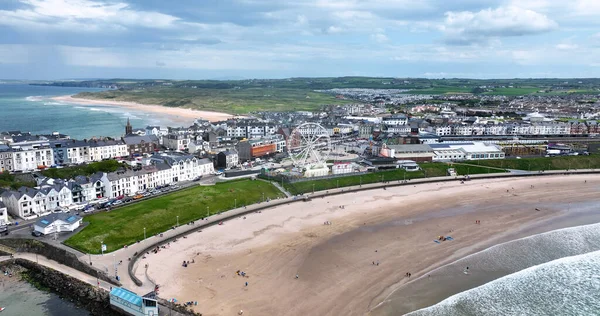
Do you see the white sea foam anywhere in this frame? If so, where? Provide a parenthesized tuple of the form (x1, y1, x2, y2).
(25, 95, 43, 101)
(409, 250, 600, 316)
(407, 223, 600, 316)
(43, 102, 66, 106)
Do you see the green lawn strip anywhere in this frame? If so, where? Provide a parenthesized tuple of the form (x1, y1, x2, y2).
(469, 155, 600, 171)
(64, 179, 284, 254)
(282, 163, 506, 195)
(41, 160, 124, 179)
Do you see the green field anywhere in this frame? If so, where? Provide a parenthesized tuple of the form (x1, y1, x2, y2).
(470, 155, 600, 171)
(282, 163, 505, 195)
(41, 160, 124, 180)
(65, 179, 284, 253)
(75, 87, 355, 114)
(484, 87, 540, 95)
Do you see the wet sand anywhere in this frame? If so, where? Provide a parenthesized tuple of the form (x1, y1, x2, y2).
(53, 95, 238, 123)
(141, 174, 600, 316)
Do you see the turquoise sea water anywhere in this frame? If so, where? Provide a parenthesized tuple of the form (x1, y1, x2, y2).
(407, 223, 600, 316)
(0, 84, 178, 139)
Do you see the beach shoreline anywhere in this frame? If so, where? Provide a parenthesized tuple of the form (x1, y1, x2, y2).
(138, 174, 600, 316)
(52, 95, 238, 123)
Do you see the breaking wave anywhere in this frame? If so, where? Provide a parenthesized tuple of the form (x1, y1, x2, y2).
(407, 223, 600, 316)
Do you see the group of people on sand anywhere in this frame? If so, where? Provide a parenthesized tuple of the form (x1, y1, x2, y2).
(405, 272, 412, 278)
(323, 221, 332, 225)
(182, 259, 195, 268)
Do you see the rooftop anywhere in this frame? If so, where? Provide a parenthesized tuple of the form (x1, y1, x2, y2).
(110, 287, 143, 307)
(35, 213, 82, 228)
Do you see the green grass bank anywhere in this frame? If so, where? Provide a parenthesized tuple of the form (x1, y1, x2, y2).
(65, 179, 284, 253)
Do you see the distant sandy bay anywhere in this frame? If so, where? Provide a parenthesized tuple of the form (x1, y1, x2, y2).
(53, 95, 237, 123)
(136, 174, 600, 316)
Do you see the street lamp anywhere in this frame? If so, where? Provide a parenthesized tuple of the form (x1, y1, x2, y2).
(143, 227, 146, 240)
(206, 206, 209, 217)
(337, 180, 339, 188)
(235, 198, 237, 208)
(176, 215, 179, 227)
(113, 253, 117, 278)
(262, 192, 265, 202)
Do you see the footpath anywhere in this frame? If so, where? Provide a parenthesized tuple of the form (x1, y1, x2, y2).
(3, 169, 600, 297)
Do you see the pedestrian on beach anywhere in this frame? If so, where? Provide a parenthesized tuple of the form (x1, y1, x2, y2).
(245, 282, 248, 287)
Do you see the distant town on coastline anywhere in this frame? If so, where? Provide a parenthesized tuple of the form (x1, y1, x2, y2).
(2, 77, 600, 227)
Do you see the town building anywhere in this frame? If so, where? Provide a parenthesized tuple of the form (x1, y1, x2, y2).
(331, 162, 354, 175)
(109, 287, 158, 316)
(163, 134, 191, 151)
(1, 187, 53, 219)
(236, 134, 286, 162)
(122, 135, 160, 157)
(382, 114, 409, 126)
(430, 142, 505, 161)
(384, 144, 435, 162)
(10, 147, 54, 172)
(0, 197, 8, 225)
(0, 145, 14, 172)
(216, 149, 239, 169)
(33, 213, 82, 235)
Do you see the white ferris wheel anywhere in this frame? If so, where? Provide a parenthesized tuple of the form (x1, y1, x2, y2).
(287, 123, 331, 168)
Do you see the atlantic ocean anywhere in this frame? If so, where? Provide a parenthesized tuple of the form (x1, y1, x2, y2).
(0, 84, 173, 139)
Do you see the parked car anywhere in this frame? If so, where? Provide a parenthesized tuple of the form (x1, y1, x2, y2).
(123, 197, 133, 203)
(134, 194, 144, 200)
(192, 176, 202, 182)
(31, 231, 42, 237)
(112, 200, 123, 206)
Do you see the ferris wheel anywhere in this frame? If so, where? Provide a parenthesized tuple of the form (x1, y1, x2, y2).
(287, 123, 331, 168)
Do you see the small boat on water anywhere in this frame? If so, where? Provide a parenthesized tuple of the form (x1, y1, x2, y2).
(0, 307, 5, 312)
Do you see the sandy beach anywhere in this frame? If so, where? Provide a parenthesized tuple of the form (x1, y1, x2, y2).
(53, 95, 238, 123)
(140, 174, 600, 316)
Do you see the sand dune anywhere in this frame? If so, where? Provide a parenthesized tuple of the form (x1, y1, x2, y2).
(140, 175, 600, 316)
(53, 95, 239, 123)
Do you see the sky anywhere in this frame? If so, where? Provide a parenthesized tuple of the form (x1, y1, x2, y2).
(1, 0, 600, 80)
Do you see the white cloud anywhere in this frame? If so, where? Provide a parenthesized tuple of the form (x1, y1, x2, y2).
(0, 0, 179, 32)
(371, 33, 389, 43)
(442, 6, 557, 44)
(555, 43, 578, 50)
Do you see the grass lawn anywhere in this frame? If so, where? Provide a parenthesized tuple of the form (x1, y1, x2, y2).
(282, 162, 505, 195)
(64, 179, 284, 254)
(484, 87, 540, 95)
(470, 155, 600, 171)
(41, 160, 124, 179)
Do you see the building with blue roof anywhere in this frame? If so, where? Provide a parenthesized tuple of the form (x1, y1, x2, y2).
(109, 287, 158, 316)
(32, 213, 82, 235)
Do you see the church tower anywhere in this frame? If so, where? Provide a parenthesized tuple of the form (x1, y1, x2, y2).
(125, 118, 133, 135)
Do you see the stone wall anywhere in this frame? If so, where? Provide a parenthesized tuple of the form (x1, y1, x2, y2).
(1, 259, 123, 316)
(0, 238, 119, 286)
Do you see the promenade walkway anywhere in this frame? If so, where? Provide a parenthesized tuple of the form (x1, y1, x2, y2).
(4, 169, 599, 297)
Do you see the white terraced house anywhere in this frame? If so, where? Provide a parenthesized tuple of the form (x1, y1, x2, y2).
(11, 147, 54, 171)
(1, 152, 215, 219)
(1, 187, 53, 220)
(0, 198, 8, 225)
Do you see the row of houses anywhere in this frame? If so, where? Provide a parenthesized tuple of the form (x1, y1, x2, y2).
(0, 134, 161, 173)
(1, 152, 214, 220)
